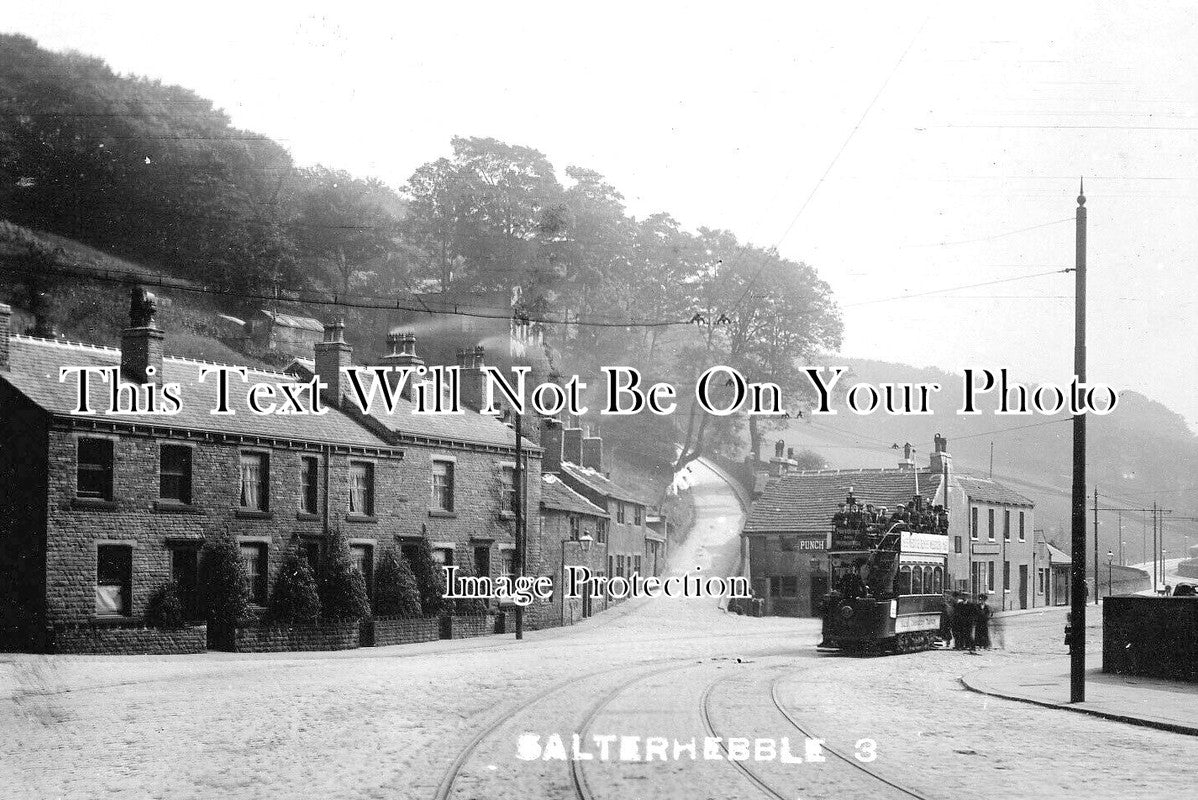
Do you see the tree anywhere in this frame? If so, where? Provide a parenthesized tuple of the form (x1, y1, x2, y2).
(406, 538, 446, 617)
(318, 529, 371, 622)
(199, 531, 249, 626)
(447, 560, 489, 616)
(267, 550, 321, 625)
(373, 547, 422, 617)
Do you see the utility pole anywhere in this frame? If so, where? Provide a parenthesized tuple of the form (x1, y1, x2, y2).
(1069, 180, 1087, 704)
(514, 412, 525, 640)
(989, 441, 994, 478)
(1093, 488, 1099, 604)
(1152, 502, 1158, 591)
(1117, 511, 1123, 566)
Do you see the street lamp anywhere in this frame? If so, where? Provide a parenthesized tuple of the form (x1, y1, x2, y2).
(1106, 550, 1113, 598)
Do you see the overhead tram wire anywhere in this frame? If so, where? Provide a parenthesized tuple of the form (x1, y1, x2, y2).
(724, 8, 935, 317)
(843, 268, 1069, 308)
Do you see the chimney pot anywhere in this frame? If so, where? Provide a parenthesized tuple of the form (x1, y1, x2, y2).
(774, 440, 785, 458)
(382, 332, 425, 400)
(458, 345, 487, 411)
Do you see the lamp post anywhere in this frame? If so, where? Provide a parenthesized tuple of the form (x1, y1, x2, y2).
(561, 532, 594, 624)
(1106, 550, 1113, 597)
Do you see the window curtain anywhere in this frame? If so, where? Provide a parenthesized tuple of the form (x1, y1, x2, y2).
(241, 459, 261, 508)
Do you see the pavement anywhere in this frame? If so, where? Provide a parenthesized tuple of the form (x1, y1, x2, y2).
(963, 653, 1198, 736)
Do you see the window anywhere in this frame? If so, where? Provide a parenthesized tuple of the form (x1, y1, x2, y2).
(987, 562, 995, 592)
(348, 461, 375, 516)
(1003, 560, 1011, 591)
(431, 461, 454, 511)
(501, 550, 515, 581)
(350, 543, 374, 599)
(569, 516, 581, 540)
(301, 456, 319, 515)
(596, 519, 608, 544)
(473, 545, 491, 578)
(769, 576, 798, 597)
(1003, 510, 1011, 541)
(970, 507, 978, 540)
(932, 566, 944, 594)
(240, 453, 269, 511)
(169, 544, 201, 619)
(159, 444, 192, 504)
(987, 509, 995, 541)
(1019, 512, 1026, 542)
(634, 505, 643, 526)
(96, 544, 131, 616)
(954, 536, 962, 554)
(898, 566, 912, 595)
(77, 438, 114, 500)
(1038, 568, 1046, 593)
(912, 566, 924, 595)
(299, 535, 324, 576)
(634, 555, 642, 575)
(433, 547, 454, 575)
(240, 543, 267, 605)
(607, 555, 614, 578)
(500, 467, 517, 514)
(616, 502, 626, 524)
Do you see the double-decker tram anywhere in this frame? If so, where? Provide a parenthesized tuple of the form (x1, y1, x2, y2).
(819, 491, 950, 654)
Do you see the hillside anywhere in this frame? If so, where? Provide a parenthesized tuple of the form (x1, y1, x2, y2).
(766, 358, 1198, 558)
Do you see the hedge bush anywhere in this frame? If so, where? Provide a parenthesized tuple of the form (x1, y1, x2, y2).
(407, 538, 446, 617)
(374, 547, 422, 617)
(144, 581, 185, 629)
(200, 532, 249, 626)
(448, 561, 489, 616)
(319, 529, 371, 621)
(268, 550, 321, 625)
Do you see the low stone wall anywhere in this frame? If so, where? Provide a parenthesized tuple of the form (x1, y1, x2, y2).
(226, 621, 360, 653)
(362, 616, 440, 648)
(49, 624, 208, 655)
(1177, 559, 1198, 579)
(1103, 595, 1198, 682)
(446, 614, 491, 640)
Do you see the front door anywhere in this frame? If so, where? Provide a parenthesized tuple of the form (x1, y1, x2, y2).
(171, 545, 201, 620)
(809, 574, 828, 618)
(1019, 565, 1028, 609)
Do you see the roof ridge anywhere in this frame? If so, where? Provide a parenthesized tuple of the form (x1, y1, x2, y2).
(11, 334, 120, 354)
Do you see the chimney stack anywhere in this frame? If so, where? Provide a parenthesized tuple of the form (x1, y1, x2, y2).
(0, 303, 11, 371)
(929, 433, 952, 474)
(457, 345, 487, 412)
(562, 426, 584, 466)
(314, 319, 352, 407)
(582, 432, 604, 472)
(28, 290, 56, 339)
(382, 332, 425, 400)
(121, 287, 164, 385)
(541, 418, 564, 474)
(774, 440, 785, 459)
(898, 442, 915, 470)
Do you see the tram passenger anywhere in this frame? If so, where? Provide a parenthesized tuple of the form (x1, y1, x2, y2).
(974, 594, 993, 650)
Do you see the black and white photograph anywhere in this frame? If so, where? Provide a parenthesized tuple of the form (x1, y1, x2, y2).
(2, 3, 1197, 798)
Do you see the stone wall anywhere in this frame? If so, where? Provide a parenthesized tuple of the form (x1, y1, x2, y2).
(229, 621, 360, 653)
(446, 614, 491, 639)
(49, 623, 207, 655)
(362, 616, 440, 647)
(1103, 595, 1198, 682)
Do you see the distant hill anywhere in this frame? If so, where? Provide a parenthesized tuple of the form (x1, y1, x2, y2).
(766, 358, 1198, 559)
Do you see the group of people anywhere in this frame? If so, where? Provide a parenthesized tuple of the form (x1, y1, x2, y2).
(939, 591, 992, 650)
(832, 492, 949, 536)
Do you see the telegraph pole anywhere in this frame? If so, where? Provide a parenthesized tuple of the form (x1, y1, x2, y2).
(1093, 488, 1099, 604)
(1152, 502, 1158, 591)
(514, 412, 525, 640)
(1069, 180, 1087, 704)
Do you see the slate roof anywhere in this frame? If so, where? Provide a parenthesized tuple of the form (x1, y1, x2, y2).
(287, 357, 534, 450)
(1046, 543, 1070, 564)
(956, 476, 1035, 508)
(559, 461, 643, 505)
(742, 468, 942, 535)
(2, 335, 392, 449)
(259, 311, 324, 332)
(540, 474, 608, 517)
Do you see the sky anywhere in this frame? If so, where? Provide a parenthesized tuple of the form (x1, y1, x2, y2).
(6, 1, 1198, 426)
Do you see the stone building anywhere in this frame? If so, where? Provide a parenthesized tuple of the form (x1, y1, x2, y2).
(0, 296, 541, 653)
(246, 310, 325, 357)
(537, 468, 610, 628)
(740, 435, 1039, 616)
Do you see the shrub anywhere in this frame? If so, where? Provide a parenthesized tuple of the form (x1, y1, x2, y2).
(268, 550, 321, 625)
(373, 547, 422, 617)
(448, 561, 489, 616)
(407, 538, 446, 616)
(199, 532, 249, 626)
(144, 581, 185, 629)
(319, 529, 371, 622)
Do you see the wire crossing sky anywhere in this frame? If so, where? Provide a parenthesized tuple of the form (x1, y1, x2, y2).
(5, 0, 1198, 426)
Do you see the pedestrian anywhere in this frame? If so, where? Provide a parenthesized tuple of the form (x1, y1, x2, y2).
(953, 591, 973, 650)
(974, 593, 992, 650)
(939, 591, 954, 647)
